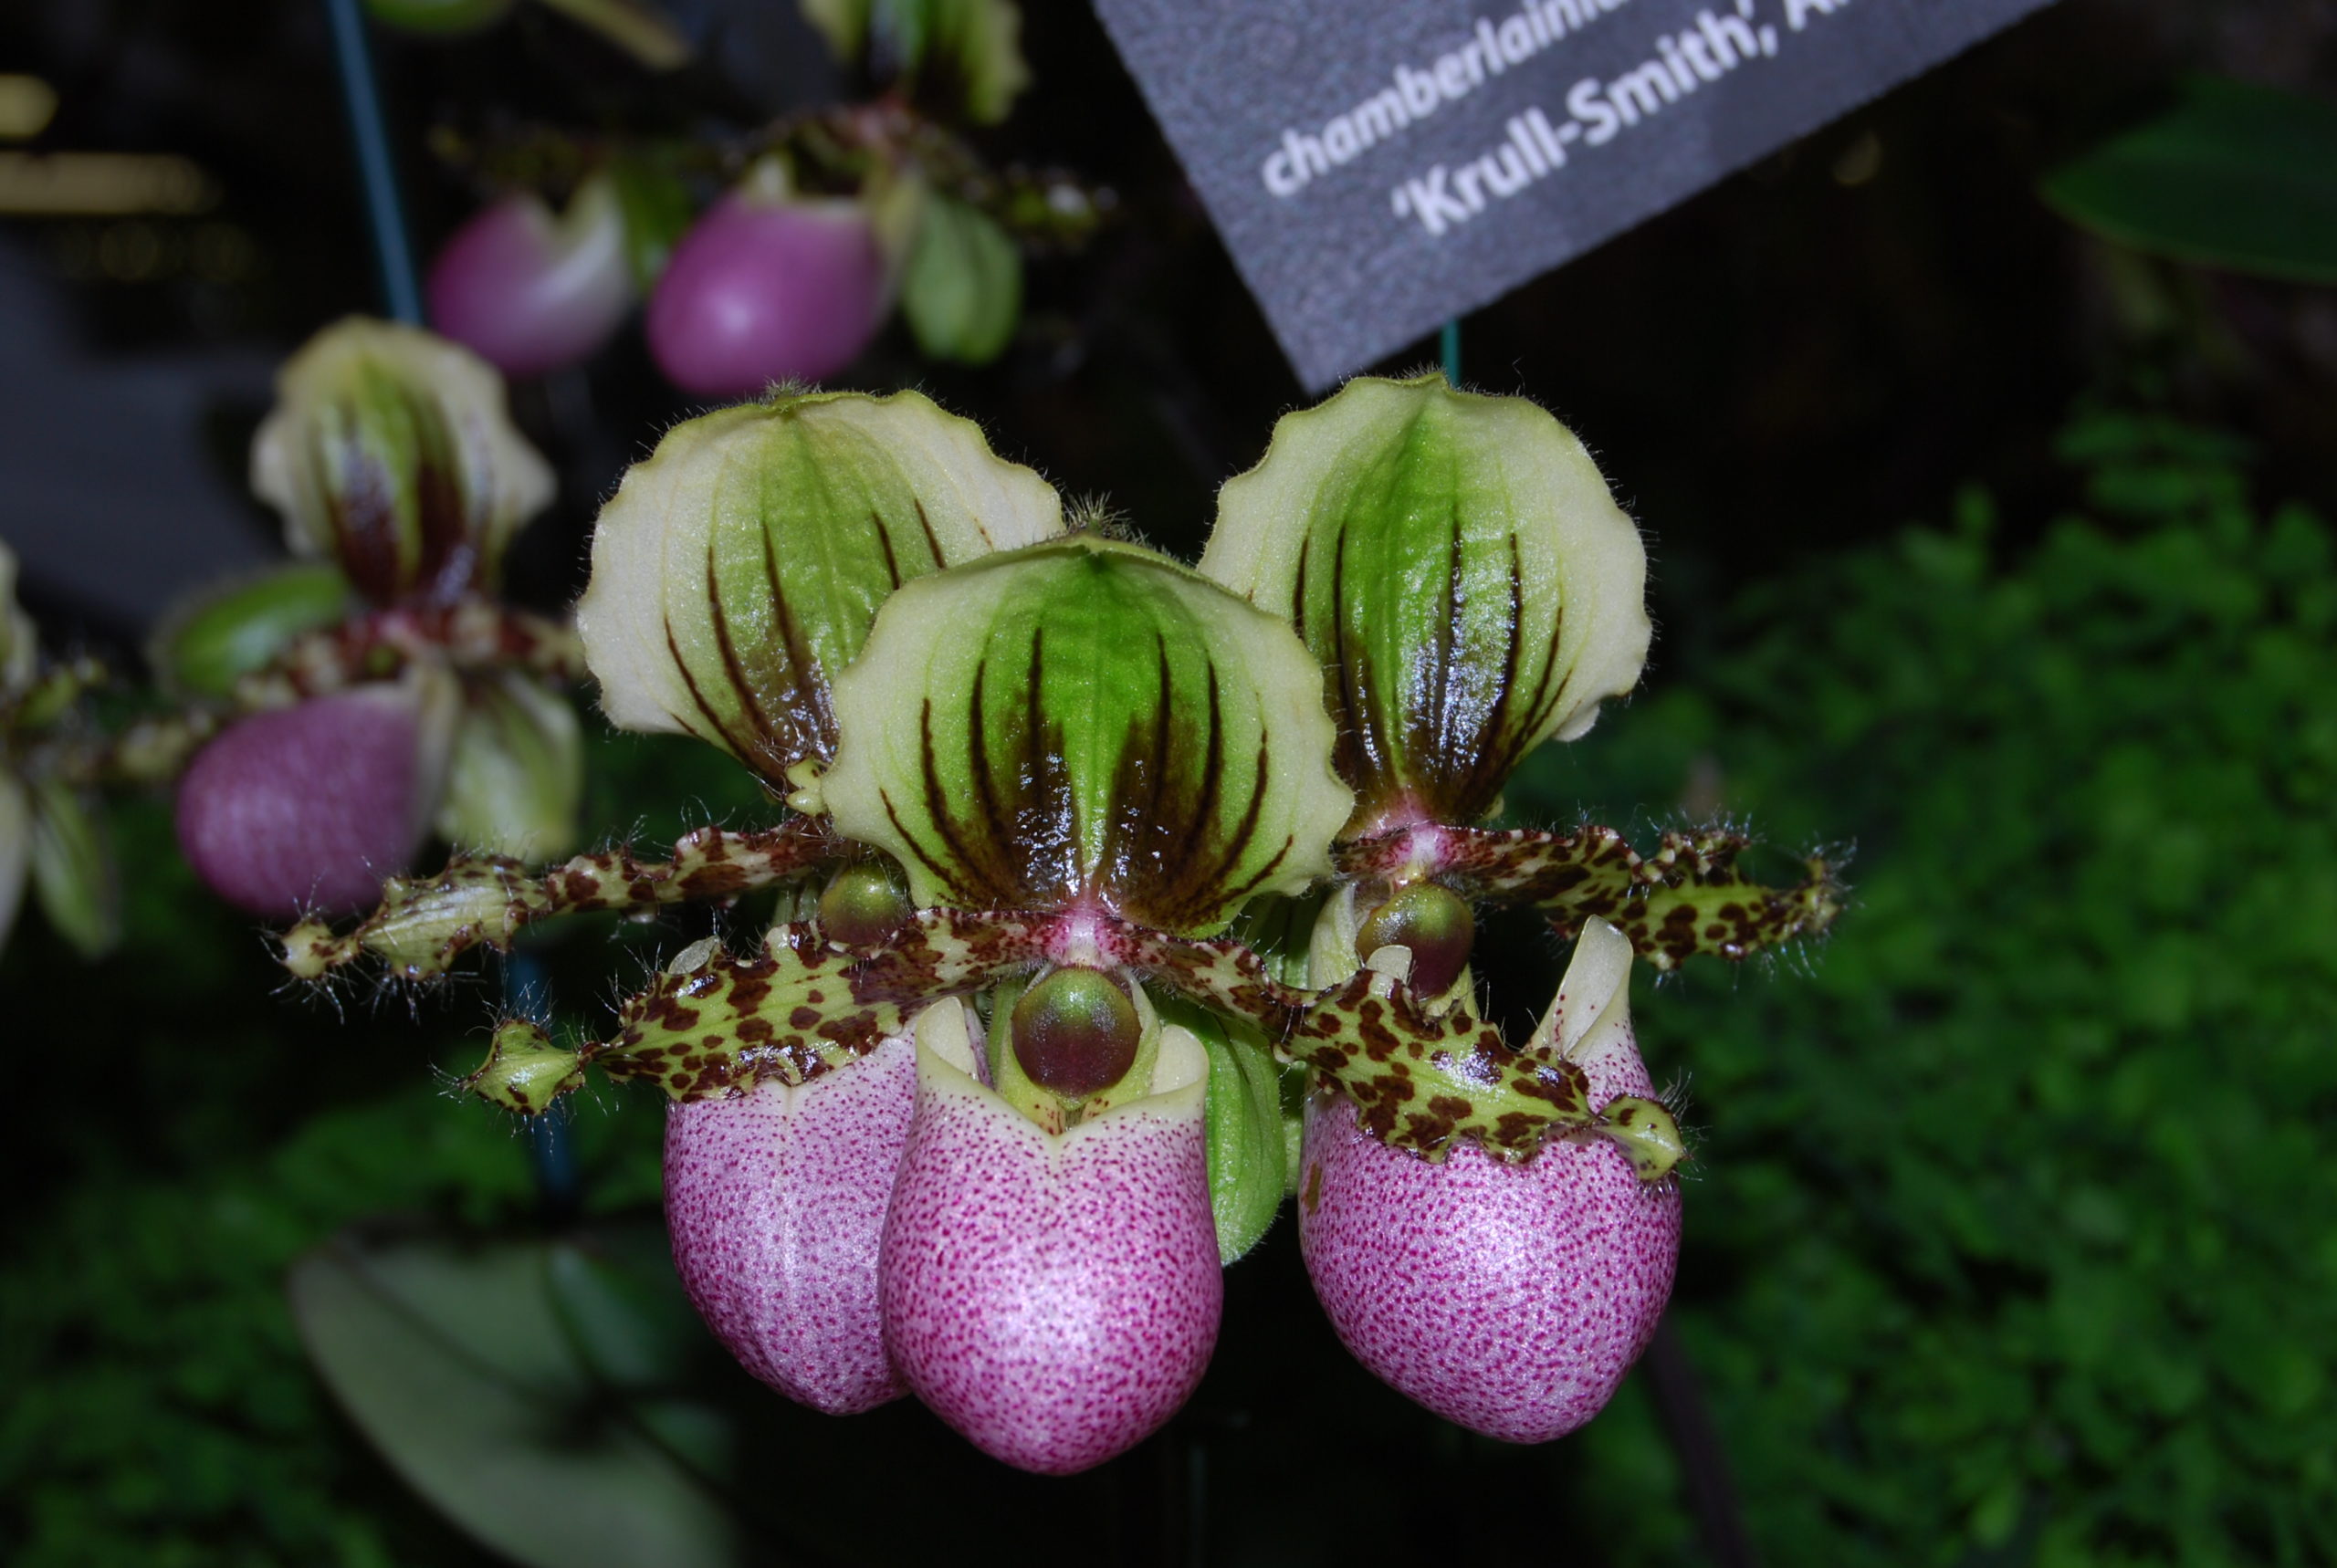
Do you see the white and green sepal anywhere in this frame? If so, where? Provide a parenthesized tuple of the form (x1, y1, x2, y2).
(576, 389, 1064, 792)
(250, 318, 555, 606)
(819, 534, 1353, 934)
(1200, 374, 1651, 834)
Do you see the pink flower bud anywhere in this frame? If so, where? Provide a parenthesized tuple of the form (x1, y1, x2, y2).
(663, 1027, 921, 1416)
(879, 1023, 1221, 1475)
(645, 170, 886, 399)
(1297, 921, 1681, 1443)
(174, 679, 451, 918)
(427, 175, 634, 380)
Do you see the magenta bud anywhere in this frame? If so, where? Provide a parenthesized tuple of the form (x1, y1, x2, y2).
(664, 1025, 925, 1416)
(427, 176, 634, 379)
(1009, 967, 1141, 1099)
(174, 681, 448, 918)
(645, 172, 886, 398)
(1297, 921, 1680, 1442)
(880, 1025, 1221, 1475)
(1354, 882, 1475, 997)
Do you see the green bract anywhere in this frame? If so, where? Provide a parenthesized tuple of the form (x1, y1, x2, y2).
(148, 563, 355, 700)
(902, 193, 1022, 365)
(819, 534, 1353, 933)
(250, 318, 554, 607)
(1201, 373, 1651, 833)
(576, 390, 1064, 792)
(434, 671, 584, 862)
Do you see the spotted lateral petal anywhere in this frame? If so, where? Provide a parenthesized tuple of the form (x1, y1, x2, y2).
(820, 535, 1353, 935)
(1337, 821, 1843, 971)
(1200, 374, 1649, 834)
(577, 389, 1064, 790)
(1288, 970, 1601, 1162)
(278, 818, 841, 983)
(250, 318, 553, 606)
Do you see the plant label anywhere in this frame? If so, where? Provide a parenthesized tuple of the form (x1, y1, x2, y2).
(1093, 0, 2055, 389)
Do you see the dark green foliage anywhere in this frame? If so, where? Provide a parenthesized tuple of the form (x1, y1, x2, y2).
(0, 726, 755, 1568)
(1523, 411, 2337, 1565)
(2042, 77, 2337, 286)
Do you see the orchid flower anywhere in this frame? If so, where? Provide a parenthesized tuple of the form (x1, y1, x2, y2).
(290, 374, 1839, 1471)
(167, 319, 586, 916)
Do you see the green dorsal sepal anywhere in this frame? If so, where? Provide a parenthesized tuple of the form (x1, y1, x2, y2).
(1336, 821, 1844, 971)
(576, 388, 1064, 791)
(1589, 1095, 1687, 1183)
(1200, 374, 1651, 834)
(276, 819, 840, 983)
(1291, 969, 1597, 1161)
(251, 318, 554, 606)
(464, 1020, 587, 1115)
(821, 534, 1353, 935)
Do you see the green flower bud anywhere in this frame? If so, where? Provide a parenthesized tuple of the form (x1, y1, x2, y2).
(1354, 882, 1475, 998)
(1200, 374, 1650, 833)
(817, 862, 912, 947)
(463, 1019, 586, 1115)
(433, 671, 584, 864)
(821, 535, 1354, 934)
(902, 193, 1022, 366)
(149, 563, 354, 699)
(250, 318, 555, 607)
(577, 389, 1064, 791)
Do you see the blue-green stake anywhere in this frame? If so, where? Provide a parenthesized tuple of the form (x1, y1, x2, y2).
(321, 0, 424, 324)
(1441, 319, 1462, 386)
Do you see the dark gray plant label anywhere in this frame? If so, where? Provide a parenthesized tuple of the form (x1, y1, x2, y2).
(1094, 0, 2054, 389)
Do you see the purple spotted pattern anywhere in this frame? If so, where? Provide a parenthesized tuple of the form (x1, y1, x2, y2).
(664, 1030, 917, 1415)
(174, 686, 429, 917)
(879, 1049, 1221, 1475)
(1297, 999, 1681, 1444)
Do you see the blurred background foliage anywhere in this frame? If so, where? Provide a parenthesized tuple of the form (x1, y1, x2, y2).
(4, 0, 2337, 1564)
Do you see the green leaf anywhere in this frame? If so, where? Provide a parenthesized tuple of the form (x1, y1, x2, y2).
(250, 318, 555, 606)
(363, 0, 514, 34)
(147, 563, 355, 699)
(1201, 373, 1650, 833)
(802, 0, 1030, 124)
(1, 538, 39, 693)
(820, 534, 1353, 933)
(1170, 1000, 1287, 1262)
(576, 389, 1064, 791)
(434, 671, 585, 864)
(2042, 77, 2337, 285)
(901, 193, 1022, 365)
(604, 156, 697, 288)
(287, 1227, 741, 1568)
(26, 774, 117, 959)
(0, 771, 26, 956)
